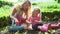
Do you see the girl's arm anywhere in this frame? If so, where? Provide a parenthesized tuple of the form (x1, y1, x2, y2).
(40, 12, 42, 23)
(26, 17, 33, 30)
(26, 20, 31, 24)
(38, 12, 42, 23)
(26, 20, 32, 30)
(36, 13, 42, 23)
(26, 16, 32, 24)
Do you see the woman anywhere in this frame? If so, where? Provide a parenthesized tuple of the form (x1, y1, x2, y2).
(10, 0, 31, 30)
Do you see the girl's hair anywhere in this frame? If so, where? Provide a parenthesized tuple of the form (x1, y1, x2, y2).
(33, 8, 40, 13)
(32, 8, 40, 17)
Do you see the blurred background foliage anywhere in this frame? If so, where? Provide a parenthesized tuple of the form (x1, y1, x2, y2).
(0, 0, 60, 28)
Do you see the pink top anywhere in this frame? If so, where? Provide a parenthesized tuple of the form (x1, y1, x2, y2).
(28, 15, 40, 26)
(12, 8, 26, 26)
(16, 14, 26, 26)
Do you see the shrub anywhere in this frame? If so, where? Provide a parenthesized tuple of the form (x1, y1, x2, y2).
(47, 5, 57, 9)
(0, 1, 13, 7)
(0, 16, 11, 28)
(58, 0, 60, 3)
(32, 2, 37, 5)
(42, 11, 60, 21)
(0, 11, 60, 28)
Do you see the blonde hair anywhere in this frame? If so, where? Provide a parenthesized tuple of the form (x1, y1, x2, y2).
(22, 0, 31, 18)
(32, 8, 42, 17)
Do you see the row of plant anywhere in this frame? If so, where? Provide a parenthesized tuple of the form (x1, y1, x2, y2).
(0, 0, 13, 7)
(42, 11, 60, 21)
(0, 11, 60, 28)
(0, 16, 11, 28)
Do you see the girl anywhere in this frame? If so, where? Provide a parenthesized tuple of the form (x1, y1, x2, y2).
(26, 8, 43, 30)
(10, 0, 31, 29)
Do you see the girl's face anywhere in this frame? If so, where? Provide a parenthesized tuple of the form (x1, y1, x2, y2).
(33, 10, 39, 16)
(34, 10, 39, 14)
(32, 10, 38, 16)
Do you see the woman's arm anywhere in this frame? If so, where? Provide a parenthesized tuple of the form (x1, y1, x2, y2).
(10, 8, 19, 22)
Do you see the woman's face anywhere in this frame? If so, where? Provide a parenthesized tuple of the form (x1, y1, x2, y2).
(23, 3, 30, 9)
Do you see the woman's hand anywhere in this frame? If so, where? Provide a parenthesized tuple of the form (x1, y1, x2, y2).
(14, 18, 20, 26)
(14, 18, 19, 23)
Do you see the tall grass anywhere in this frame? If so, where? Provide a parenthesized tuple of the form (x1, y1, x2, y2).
(0, 5, 12, 17)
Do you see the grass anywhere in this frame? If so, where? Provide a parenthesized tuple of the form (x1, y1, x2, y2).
(0, 1, 60, 34)
(0, 5, 12, 17)
(0, 2, 60, 17)
(0, 26, 9, 34)
(0, 26, 58, 34)
(32, 2, 60, 12)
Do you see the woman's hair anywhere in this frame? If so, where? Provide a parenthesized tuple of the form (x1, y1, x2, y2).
(22, 0, 31, 7)
(22, 0, 31, 11)
(21, 0, 31, 18)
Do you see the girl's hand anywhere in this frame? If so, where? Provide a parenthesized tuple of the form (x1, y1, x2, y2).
(26, 20, 31, 24)
(35, 20, 40, 22)
(35, 20, 42, 23)
(39, 20, 42, 23)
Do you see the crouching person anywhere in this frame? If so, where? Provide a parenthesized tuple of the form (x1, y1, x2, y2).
(9, 0, 31, 31)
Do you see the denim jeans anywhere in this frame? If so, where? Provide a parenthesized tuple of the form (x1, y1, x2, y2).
(9, 26, 25, 31)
